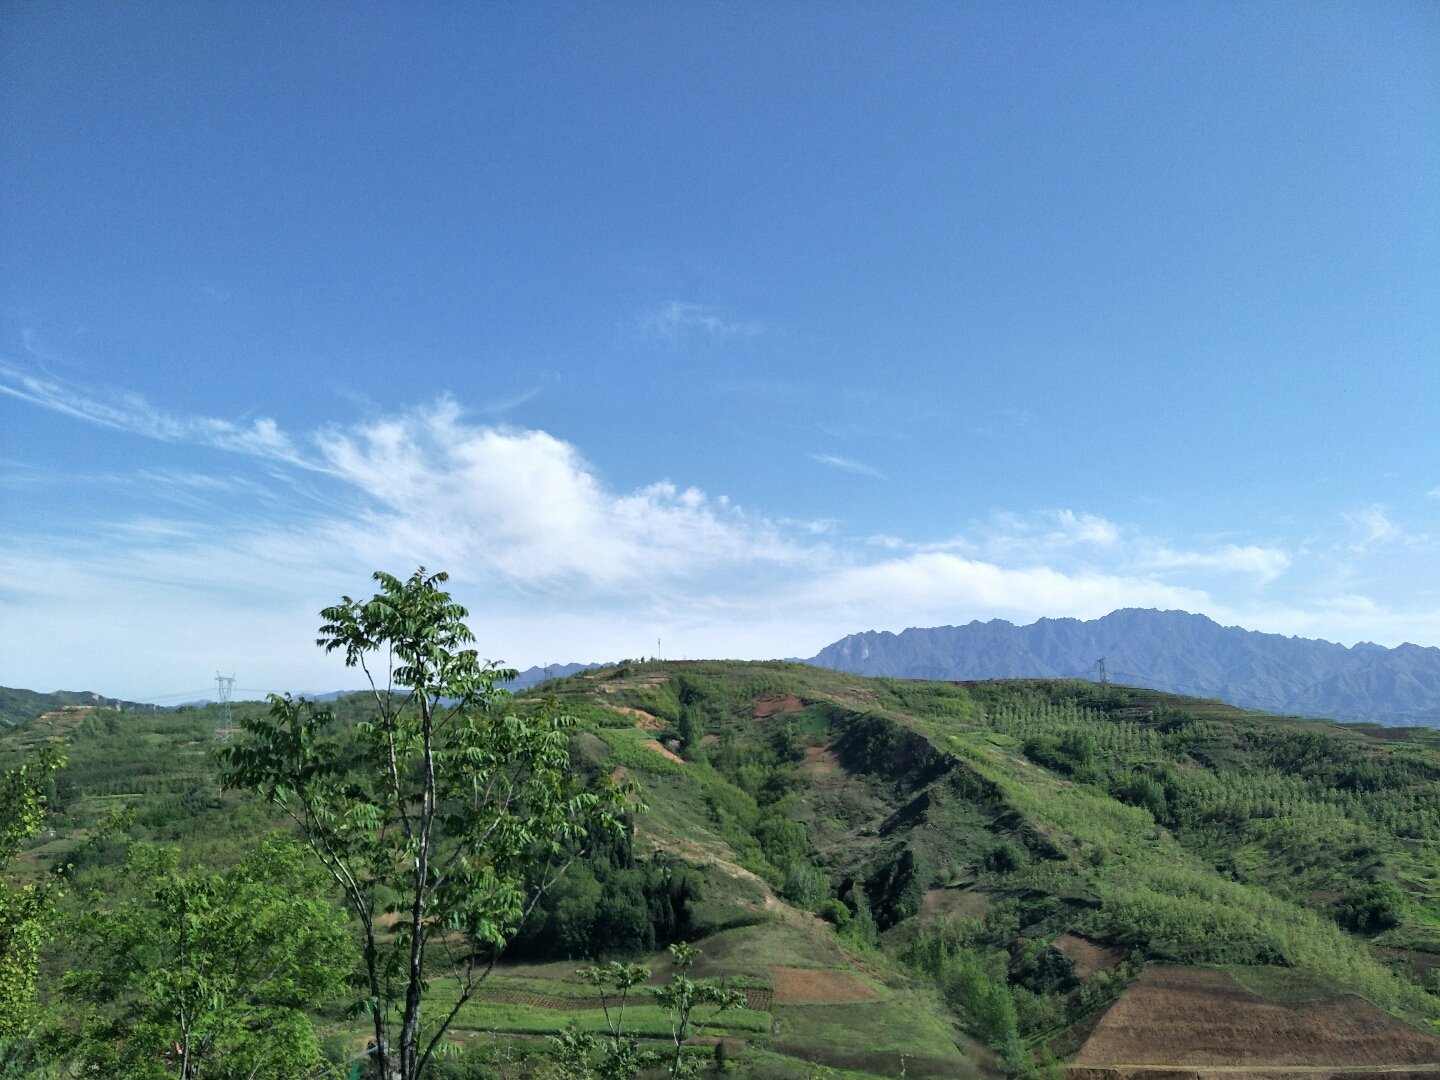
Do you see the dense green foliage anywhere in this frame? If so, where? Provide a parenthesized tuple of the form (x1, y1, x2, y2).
(0, 746, 64, 1042)
(65, 835, 352, 1079)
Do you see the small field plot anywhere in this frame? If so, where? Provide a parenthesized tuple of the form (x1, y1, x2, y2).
(770, 993, 989, 1080)
(1053, 933, 1126, 979)
(691, 918, 855, 974)
(771, 965, 878, 1004)
(445, 974, 771, 1041)
(1068, 965, 1440, 1075)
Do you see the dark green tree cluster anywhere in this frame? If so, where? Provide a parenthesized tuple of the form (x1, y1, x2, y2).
(509, 820, 701, 960)
(1336, 881, 1405, 933)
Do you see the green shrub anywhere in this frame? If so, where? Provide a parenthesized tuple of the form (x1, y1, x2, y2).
(1336, 880, 1405, 934)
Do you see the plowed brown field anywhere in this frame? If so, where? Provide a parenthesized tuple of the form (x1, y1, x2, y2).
(770, 966, 878, 1004)
(1068, 967, 1440, 1078)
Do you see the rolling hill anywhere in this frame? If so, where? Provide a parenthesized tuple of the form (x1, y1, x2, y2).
(4, 661, 1439, 1078)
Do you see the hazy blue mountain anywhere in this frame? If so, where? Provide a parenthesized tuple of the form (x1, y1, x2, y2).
(807, 608, 1440, 726)
(504, 662, 599, 690)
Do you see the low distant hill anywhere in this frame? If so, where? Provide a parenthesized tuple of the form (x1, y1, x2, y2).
(807, 608, 1440, 726)
(0, 686, 154, 728)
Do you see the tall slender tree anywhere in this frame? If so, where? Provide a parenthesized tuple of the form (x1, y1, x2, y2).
(222, 568, 629, 1080)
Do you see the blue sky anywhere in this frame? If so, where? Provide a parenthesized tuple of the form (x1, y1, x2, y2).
(2, 3, 1438, 700)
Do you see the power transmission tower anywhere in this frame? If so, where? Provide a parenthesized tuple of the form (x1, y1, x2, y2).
(1096, 657, 1108, 686)
(214, 672, 235, 742)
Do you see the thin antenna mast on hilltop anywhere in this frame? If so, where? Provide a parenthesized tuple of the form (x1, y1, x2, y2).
(214, 672, 235, 741)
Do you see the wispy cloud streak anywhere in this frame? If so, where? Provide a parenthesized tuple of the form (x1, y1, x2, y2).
(0, 362, 308, 465)
(637, 301, 762, 342)
(808, 453, 885, 480)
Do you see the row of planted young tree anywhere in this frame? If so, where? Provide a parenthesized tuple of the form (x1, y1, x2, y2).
(0, 569, 739, 1080)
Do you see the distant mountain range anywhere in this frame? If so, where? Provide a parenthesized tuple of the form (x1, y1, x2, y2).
(11, 611, 1437, 729)
(807, 608, 1440, 727)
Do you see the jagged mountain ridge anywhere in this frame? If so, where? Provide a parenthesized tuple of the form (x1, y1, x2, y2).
(807, 608, 1440, 725)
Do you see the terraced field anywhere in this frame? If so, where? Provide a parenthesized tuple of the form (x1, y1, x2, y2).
(1067, 967, 1440, 1079)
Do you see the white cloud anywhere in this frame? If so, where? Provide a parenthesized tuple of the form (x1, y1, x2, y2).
(312, 400, 808, 589)
(800, 551, 1210, 627)
(1048, 510, 1119, 547)
(919, 509, 1122, 562)
(1207, 594, 1440, 650)
(1146, 544, 1291, 583)
(1347, 505, 1396, 548)
(808, 453, 885, 480)
(637, 301, 762, 342)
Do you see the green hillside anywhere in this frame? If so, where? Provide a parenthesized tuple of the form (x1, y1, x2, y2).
(3, 662, 1438, 1078)
(0, 686, 152, 729)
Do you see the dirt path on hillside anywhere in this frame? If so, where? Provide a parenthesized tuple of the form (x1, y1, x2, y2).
(642, 738, 685, 764)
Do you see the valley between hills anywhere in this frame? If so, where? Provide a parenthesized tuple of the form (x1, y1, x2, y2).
(3, 660, 1439, 1078)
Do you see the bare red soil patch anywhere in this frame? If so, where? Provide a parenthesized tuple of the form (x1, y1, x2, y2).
(1070, 966, 1440, 1072)
(800, 745, 842, 776)
(1054, 933, 1125, 979)
(770, 966, 877, 1004)
(602, 704, 663, 728)
(754, 694, 804, 718)
(642, 739, 686, 765)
